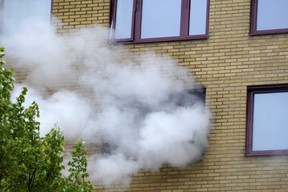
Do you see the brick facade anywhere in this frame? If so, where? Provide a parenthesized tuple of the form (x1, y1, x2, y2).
(53, 0, 288, 191)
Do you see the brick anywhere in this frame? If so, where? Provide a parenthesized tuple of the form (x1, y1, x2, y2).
(21, 0, 288, 191)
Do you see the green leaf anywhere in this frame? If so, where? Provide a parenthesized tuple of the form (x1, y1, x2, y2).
(0, 47, 93, 191)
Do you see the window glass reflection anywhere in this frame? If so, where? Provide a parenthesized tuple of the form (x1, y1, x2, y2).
(253, 92, 288, 151)
(257, 0, 288, 30)
(2, 0, 51, 34)
(141, 0, 182, 39)
(115, 0, 134, 39)
(189, 0, 207, 35)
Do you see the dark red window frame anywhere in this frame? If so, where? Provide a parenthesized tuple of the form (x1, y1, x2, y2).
(110, 0, 210, 43)
(250, 0, 288, 35)
(245, 84, 288, 156)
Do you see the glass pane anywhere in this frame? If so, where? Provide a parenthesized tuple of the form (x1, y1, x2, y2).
(3, 0, 51, 33)
(114, 0, 133, 39)
(141, 0, 181, 39)
(257, 0, 288, 30)
(253, 92, 288, 151)
(2, 0, 51, 34)
(189, 0, 207, 35)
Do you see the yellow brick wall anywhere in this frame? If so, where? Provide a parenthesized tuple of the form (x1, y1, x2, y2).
(52, 0, 288, 191)
(52, 0, 110, 31)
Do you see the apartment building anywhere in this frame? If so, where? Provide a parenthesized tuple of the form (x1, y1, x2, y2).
(1, 0, 288, 191)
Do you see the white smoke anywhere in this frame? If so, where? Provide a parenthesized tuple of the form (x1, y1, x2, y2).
(1, 17, 211, 188)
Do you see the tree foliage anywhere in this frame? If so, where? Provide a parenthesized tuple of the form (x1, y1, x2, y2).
(0, 47, 93, 192)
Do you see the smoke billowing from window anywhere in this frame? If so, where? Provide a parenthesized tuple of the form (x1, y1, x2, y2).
(0, 18, 211, 188)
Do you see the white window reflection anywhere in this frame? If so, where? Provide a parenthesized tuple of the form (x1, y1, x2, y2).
(2, 0, 51, 34)
(141, 0, 182, 39)
(252, 92, 288, 151)
(189, 0, 207, 35)
(114, 0, 134, 39)
(257, 0, 288, 30)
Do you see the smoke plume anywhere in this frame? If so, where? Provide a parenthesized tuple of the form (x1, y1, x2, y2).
(1, 17, 211, 188)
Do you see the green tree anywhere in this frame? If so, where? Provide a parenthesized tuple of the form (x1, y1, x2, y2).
(63, 141, 93, 192)
(0, 47, 93, 192)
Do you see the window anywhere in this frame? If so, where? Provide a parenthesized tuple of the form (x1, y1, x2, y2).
(0, 0, 52, 34)
(101, 88, 206, 154)
(250, 0, 288, 35)
(176, 88, 206, 106)
(246, 85, 288, 156)
(110, 0, 209, 43)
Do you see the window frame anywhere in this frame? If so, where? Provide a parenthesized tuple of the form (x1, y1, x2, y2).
(245, 84, 288, 156)
(250, 0, 288, 35)
(110, 0, 210, 43)
(0, 0, 53, 33)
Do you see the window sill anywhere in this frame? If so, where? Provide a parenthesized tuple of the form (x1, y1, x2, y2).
(245, 150, 288, 157)
(111, 34, 209, 45)
(249, 28, 288, 36)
